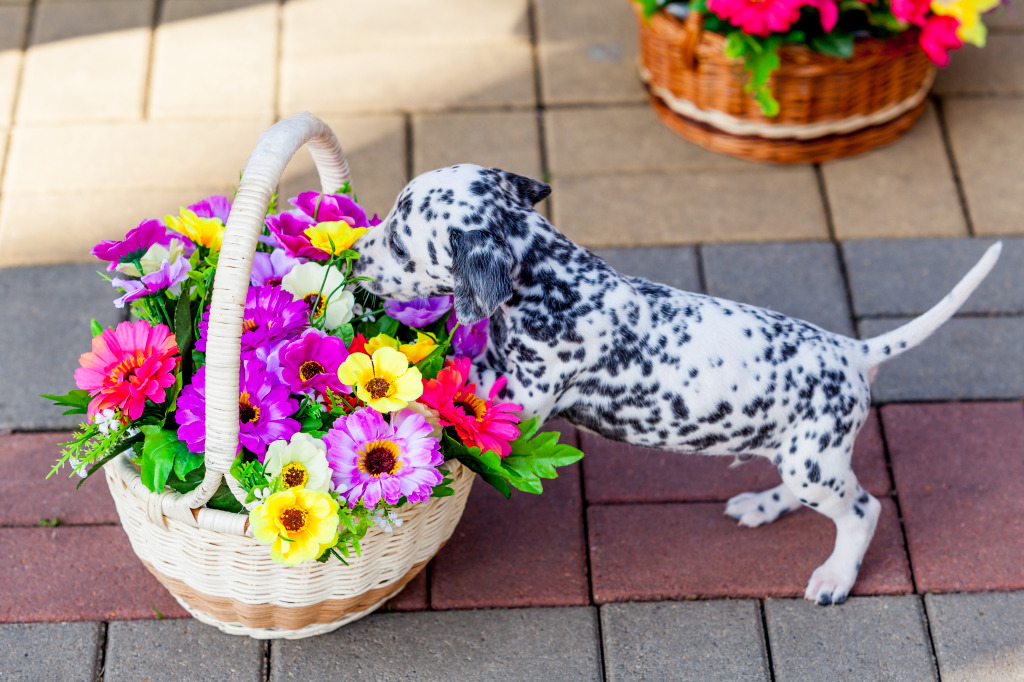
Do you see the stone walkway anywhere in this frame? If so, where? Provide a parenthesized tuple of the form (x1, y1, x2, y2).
(1, 0, 1023, 680)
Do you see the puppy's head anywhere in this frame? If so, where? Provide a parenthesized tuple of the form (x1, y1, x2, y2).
(354, 164, 550, 324)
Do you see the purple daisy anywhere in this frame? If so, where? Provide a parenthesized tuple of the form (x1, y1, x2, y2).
(324, 407, 443, 509)
(251, 248, 301, 287)
(189, 195, 231, 223)
(111, 256, 191, 308)
(280, 328, 351, 396)
(93, 219, 179, 272)
(175, 361, 300, 458)
(195, 285, 310, 354)
(384, 296, 453, 327)
(447, 308, 488, 358)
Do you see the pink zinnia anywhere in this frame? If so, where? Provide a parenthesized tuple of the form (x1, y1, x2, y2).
(891, 0, 932, 25)
(920, 14, 963, 66)
(74, 320, 179, 420)
(707, 0, 803, 37)
(418, 357, 522, 458)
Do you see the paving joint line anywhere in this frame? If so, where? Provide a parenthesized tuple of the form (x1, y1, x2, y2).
(272, 0, 283, 123)
(0, 0, 38, 192)
(933, 96, 977, 236)
(813, 164, 861, 338)
(140, 0, 164, 120)
(759, 599, 778, 682)
(403, 112, 414, 184)
(918, 594, 945, 681)
(873, 407, 921, 598)
(95, 621, 108, 682)
(694, 244, 709, 294)
(263, 639, 272, 682)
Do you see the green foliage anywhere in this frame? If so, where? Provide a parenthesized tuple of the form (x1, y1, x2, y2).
(38, 517, 62, 527)
(165, 465, 245, 513)
(40, 389, 91, 416)
(138, 426, 193, 493)
(89, 319, 106, 337)
(811, 31, 854, 59)
(725, 31, 782, 117)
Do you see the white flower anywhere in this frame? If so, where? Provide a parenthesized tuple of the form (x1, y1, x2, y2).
(114, 239, 188, 277)
(68, 456, 89, 478)
(281, 262, 355, 329)
(372, 508, 403, 534)
(262, 432, 333, 493)
(253, 486, 271, 501)
(93, 409, 120, 435)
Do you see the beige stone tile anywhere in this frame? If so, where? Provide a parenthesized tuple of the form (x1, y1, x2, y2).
(0, 186, 227, 266)
(0, 4, 28, 127)
(278, 113, 406, 220)
(935, 35, 1024, 96)
(536, 0, 647, 105)
(551, 168, 827, 247)
(987, 3, 1024, 29)
(283, 0, 529, 47)
(16, 0, 152, 123)
(547, 104, 756, 175)
(4, 118, 271, 192)
(822, 104, 967, 239)
(149, 0, 277, 120)
(413, 111, 540, 179)
(946, 98, 1024, 236)
(280, 43, 535, 113)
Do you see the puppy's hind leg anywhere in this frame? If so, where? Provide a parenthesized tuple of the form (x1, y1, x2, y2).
(725, 482, 801, 528)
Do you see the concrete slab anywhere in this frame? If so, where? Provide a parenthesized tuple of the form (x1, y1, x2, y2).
(702, 241, 855, 336)
(413, 110, 542, 179)
(823, 104, 967, 240)
(765, 596, 938, 681)
(859, 317, 1024, 401)
(104, 619, 264, 682)
(935, 35, 1024, 96)
(591, 245, 702, 293)
(0, 3, 27, 128)
(601, 600, 770, 682)
(844, 237, 1024, 316)
(0, 622, 102, 681)
(0, 264, 124, 430)
(925, 591, 1024, 682)
(272, 607, 603, 681)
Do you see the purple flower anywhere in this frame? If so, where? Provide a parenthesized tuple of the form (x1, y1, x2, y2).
(111, 256, 191, 308)
(265, 210, 322, 260)
(175, 361, 300, 458)
(324, 407, 443, 508)
(292, 191, 378, 227)
(280, 329, 351, 396)
(195, 285, 310, 354)
(447, 311, 488, 359)
(189, 195, 231, 223)
(93, 219, 173, 271)
(384, 296, 453, 327)
(251, 249, 301, 287)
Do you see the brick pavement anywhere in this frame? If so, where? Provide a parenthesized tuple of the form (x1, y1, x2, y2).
(0, 0, 1022, 679)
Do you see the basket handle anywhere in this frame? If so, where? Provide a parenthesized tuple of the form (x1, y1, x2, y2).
(176, 112, 353, 511)
(679, 9, 704, 71)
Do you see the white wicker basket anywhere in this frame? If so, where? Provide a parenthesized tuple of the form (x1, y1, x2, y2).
(103, 113, 475, 639)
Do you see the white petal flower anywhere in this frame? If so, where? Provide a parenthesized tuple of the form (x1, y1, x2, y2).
(93, 409, 120, 435)
(68, 456, 89, 478)
(281, 262, 355, 329)
(262, 432, 333, 493)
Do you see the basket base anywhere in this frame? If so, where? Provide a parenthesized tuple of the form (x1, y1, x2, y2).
(648, 91, 930, 165)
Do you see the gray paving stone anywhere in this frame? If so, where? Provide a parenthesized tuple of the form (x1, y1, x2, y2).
(702, 241, 855, 337)
(0, 621, 102, 681)
(592, 246, 703, 293)
(104, 619, 264, 682)
(765, 596, 938, 682)
(844, 238, 1024, 316)
(601, 600, 770, 682)
(0, 264, 124, 430)
(925, 591, 1024, 682)
(272, 607, 602, 681)
(858, 316, 1024, 401)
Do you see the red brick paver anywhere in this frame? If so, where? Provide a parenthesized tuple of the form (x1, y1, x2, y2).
(1, 432, 118, 526)
(386, 570, 429, 612)
(884, 401, 1024, 593)
(588, 498, 912, 602)
(582, 409, 890, 503)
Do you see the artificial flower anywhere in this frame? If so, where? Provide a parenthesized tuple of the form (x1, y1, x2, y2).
(165, 207, 225, 251)
(805, 0, 839, 31)
(371, 508, 404, 534)
(250, 487, 340, 565)
(189, 195, 231, 223)
(304, 221, 369, 256)
(74, 320, 179, 420)
(175, 363, 301, 457)
(920, 14, 963, 66)
(111, 255, 191, 308)
(891, 0, 932, 24)
(384, 297, 453, 327)
(403, 400, 443, 439)
(447, 310, 488, 359)
(931, 0, 999, 47)
(706, 0, 803, 37)
(337, 347, 423, 413)
(251, 249, 301, 287)
(195, 285, 310, 354)
(262, 432, 333, 493)
(324, 407, 443, 508)
(265, 209, 322, 260)
(92, 219, 183, 274)
(280, 262, 355, 329)
(399, 332, 438, 364)
(280, 329, 351, 396)
(364, 333, 400, 356)
(348, 333, 369, 356)
(292, 191, 378, 228)
(419, 357, 522, 458)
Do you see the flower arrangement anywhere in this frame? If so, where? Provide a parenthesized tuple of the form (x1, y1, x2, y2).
(46, 185, 583, 567)
(636, 0, 1002, 115)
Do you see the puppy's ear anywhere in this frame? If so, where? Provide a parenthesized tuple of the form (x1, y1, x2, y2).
(496, 169, 552, 207)
(450, 229, 514, 324)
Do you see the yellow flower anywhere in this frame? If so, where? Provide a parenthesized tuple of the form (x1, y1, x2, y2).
(165, 208, 224, 251)
(364, 333, 400, 356)
(304, 221, 369, 256)
(250, 488, 340, 565)
(337, 347, 424, 413)
(399, 332, 437, 364)
(931, 0, 999, 47)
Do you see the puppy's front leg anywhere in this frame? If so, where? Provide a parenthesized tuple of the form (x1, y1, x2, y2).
(469, 364, 556, 423)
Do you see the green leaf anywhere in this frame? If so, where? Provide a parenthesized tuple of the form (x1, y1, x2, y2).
(41, 389, 91, 416)
(173, 289, 194, 374)
(172, 445, 204, 480)
(499, 428, 585, 494)
(139, 426, 190, 493)
(516, 416, 542, 442)
(442, 432, 511, 498)
(811, 32, 855, 59)
(724, 31, 747, 59)
(90, 319, 106, 337)
(378, 315, 400, 338)
(333, 323, 355, 348)
(414, 346, 447, 381)
(755, 89, 781, 117)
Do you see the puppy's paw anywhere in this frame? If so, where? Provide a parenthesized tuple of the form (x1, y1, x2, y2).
(804, 562, 857, 606)
(724, 490, 794, 528)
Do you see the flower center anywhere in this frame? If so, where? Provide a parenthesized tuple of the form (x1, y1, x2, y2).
(239, 391, 260, 424)
(299, 360, 326, 382)
(361, 440, 402, 477)
(365, 377, 392, 401)
(265, 277, 282, 287)
(303, 293, 327, 318)
(280, 462, 309, 489)
(279, 506, 307, 532)
(109, 350, 146, 386)
(454, 393, 487, 422)
(242, 318, 258, 333)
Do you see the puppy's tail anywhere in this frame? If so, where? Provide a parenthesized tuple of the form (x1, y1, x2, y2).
(858, 242, 1002, 368)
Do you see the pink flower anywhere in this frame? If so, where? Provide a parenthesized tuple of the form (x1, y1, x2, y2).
(805, 0, 839, 32)
(280, 329, 351, 397)
(74, 320, 179, 420)
(707, 0, 803, 36)
(920, 14, 963, 66)
(892, 0, 932, 25)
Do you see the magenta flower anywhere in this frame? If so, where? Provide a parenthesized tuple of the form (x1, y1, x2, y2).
(292, 191, 378, 227)
(111, 256, 191, 308)
(93, 219, 175, 271)
(195, 285, 309, 354)
(920, 14, 963, 66)
(891, 0, 931, 24)
(384, 296, 453, 327)
(251, 249, 301, 287)
(707, 0, 803, 36)
(804, 0, 838, 32)
(325, 407, 443, 508)
(189, 195, 231, 223)
(447, 308, 488, 359)
(280, 329, 351, 396)
(175, 362, 300, 457)
(265, 210, 323, 260)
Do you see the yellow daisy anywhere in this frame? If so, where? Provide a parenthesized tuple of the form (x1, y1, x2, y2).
(165, 208, 224, 251)
(337, 347, 423, 413)
(304, 221, 369, 256)
(250, 488, 340, 565)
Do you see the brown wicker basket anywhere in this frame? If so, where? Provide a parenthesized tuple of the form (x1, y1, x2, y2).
(633, 5, 937, 163)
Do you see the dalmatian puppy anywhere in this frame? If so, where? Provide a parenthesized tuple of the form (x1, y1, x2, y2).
(353, 164, 1002, 606)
